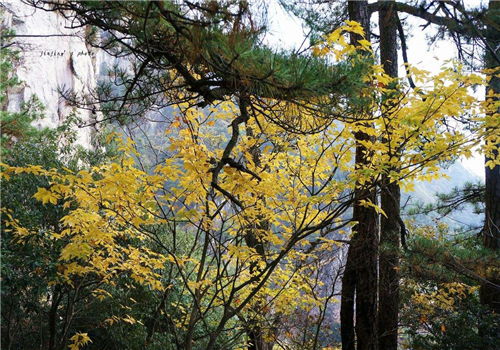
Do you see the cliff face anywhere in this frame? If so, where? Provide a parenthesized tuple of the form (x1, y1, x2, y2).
(2, 0, 111, 148)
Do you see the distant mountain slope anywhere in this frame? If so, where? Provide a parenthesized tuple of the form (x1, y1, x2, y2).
(406, 161, 484, 229)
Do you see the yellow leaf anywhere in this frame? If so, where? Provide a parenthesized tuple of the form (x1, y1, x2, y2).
(357, 39, 372, 51)
(68, 333, 92, 350)
(359, 199, 387, 218)
(33, 187, 60, 205)
(344, 20, 365, 36)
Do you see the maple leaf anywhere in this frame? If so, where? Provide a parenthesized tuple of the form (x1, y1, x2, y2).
(33, 187, 59, 205)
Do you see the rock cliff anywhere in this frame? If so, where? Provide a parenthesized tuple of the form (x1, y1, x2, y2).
(2, 0, 111, 147)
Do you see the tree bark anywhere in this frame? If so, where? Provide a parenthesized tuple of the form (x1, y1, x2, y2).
(377, 2, 401, 350)
(481, 0, 500, 315)
(48, 286, 62, 350)
(341, 3, 379, 350)
(353, 191, 378, 350)
(378, 182, 400, 350)
(340, 243, 356, 350)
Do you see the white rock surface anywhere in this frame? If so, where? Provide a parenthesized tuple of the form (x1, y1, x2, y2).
(2, 0, 108, 148)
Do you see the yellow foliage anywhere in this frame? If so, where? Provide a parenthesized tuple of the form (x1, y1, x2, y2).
(33, 187, 60, 205)
(411, 282, 479, 317)
(68, 333, 91, 350)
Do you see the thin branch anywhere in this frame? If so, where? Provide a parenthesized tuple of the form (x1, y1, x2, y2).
(396, 14, 416, 90)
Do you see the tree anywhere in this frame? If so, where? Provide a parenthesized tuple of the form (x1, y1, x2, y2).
(367, 0, 500, 316)
(1, 100, 358, 349)
(340, 4, 379, 350)
(482, 0, 500, 316)
(309, 15, 495, 350)
(12, 4, 371, 348)
(0, 103, 124, 350)
(377, 2, 401, 350)
(0, 22, 45, 153)
(284, 2, 499, 348)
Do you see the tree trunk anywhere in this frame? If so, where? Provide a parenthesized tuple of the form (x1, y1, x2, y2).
(352, 187, 379, 350)
(481, 0, 500, 315)
(340, 244, 356, 350)
(341, 3, 379, 350)
(48, 285, 63, 350)
(378, 181, 400, 350)
(377, 2, 401, 350)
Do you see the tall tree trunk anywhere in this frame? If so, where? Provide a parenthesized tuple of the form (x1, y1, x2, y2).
(341, 2, 379, 350)
(481, 0, 500, 315)
(378, 183, 400, 349)
(377, 2, 401, 350)
(352, 191, 378, 350)
(340, 242, 357, 350)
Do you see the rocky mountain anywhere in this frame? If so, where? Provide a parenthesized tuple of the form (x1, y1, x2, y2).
(2, 0, 112, 147)
(408, 162, 483, 228)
